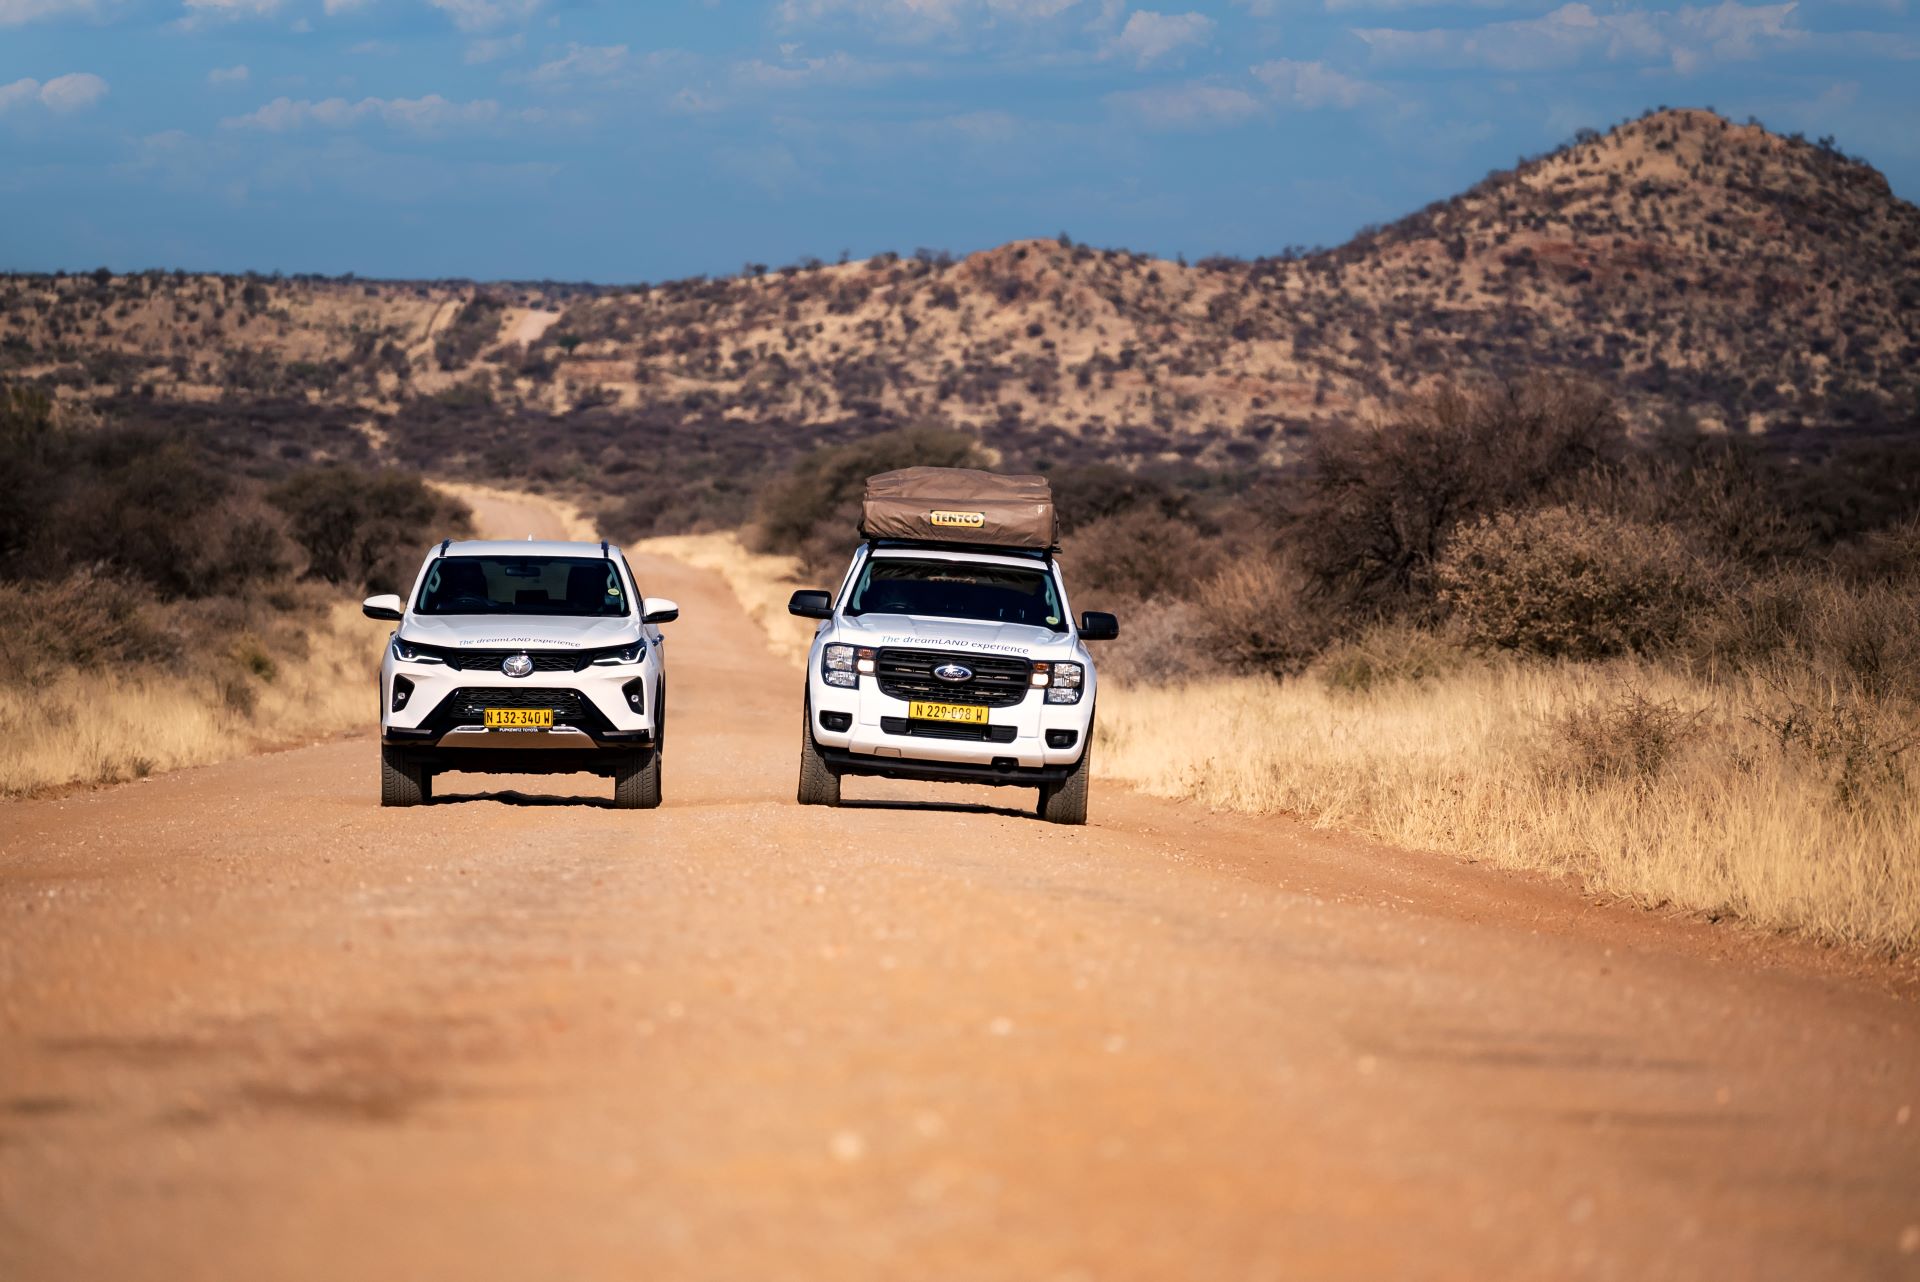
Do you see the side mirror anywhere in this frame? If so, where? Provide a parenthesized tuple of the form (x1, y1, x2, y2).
(1079, 611, 1119, 642)
(643, 597, 680, 625)
(788, 589, 834, 620)
(362, 593, 404, 622)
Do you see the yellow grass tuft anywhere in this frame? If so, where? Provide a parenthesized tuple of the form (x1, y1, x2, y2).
(1099, 668, 1920, 952)
(0, 602, 379, 797)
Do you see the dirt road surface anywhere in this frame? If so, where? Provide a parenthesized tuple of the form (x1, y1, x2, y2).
(3, 503, 1917, 1280)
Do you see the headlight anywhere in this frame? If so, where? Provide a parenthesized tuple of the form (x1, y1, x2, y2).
(822, 643, 858, 688)
(592, 640, 647, 665)
(1045, 661, 1084, 704)
(392, 639, 445, 664)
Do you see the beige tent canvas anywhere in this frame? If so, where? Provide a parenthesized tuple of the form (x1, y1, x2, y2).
(860, 467, 1058, 550)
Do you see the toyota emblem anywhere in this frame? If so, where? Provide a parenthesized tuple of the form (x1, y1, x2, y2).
(933, 663, 973, 683)
(502, 653, 534, 678)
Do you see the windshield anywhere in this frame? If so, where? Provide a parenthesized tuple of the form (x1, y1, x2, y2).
(845, 557, 1065, 632)
(414, 556, 631, 617)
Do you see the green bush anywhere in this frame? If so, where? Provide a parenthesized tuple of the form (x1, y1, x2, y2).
(1438, 506, 1710, 658)
(751, 426, 985, 576)
(269, 466, 472, 594)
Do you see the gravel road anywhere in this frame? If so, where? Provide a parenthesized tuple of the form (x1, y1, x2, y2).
(2, 501, 1916, 1281)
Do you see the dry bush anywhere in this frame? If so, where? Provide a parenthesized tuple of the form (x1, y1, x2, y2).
(0, 569, 179, 682)
(1751, 676, 1918, 811)
(1062, 508, 1220, 601)
(1289, 378, 1624, 615)
(1438, 506, 1711, 658)
(1313, 622, 1470, 694)
(1194, 556, 1334, 676)
(1685, 569, 1920, 700)
(1549, 687, 1706, 787)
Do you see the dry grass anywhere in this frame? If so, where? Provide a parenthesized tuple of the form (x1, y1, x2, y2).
(1098, 666, 1920, 952)
(0, 602, 378, 797)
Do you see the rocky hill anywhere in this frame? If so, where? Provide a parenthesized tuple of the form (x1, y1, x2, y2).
(3, 109, 1915, 471)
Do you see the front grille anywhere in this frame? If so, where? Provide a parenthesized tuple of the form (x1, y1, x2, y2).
(881, 716, 1017, 743)
(445, 650, 585, 673)
(447, 687, 589, 724)
(875, 648, 1032, 708)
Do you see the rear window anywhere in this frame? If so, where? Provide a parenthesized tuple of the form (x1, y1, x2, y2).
(845, 557, 1065, 632)
(414, 557, 631, 617)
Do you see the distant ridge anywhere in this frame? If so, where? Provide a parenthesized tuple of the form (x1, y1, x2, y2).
(3, 108, 1915, 463)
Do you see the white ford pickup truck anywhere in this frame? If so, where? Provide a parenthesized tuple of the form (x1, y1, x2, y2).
(787, 468, 1118, 825)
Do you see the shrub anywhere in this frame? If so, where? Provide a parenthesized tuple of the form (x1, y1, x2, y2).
(1549, 688, 1705, 787)
(1684, 569, 1920, 701)
(1062, 508, 1219, 601)
(1314, 623, 1469, 694)
(1438, 506, 1710, 658)
(1289, 378, 1624, 615)
(269, 466, 472, 594)
(1194, 556, 1334, 676)
(0, 569, 179, 683)
(751, 426, 985, 576)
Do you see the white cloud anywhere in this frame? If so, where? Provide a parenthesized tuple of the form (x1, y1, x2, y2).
(518, 42, 629, 86)
(1106, 9, 1214, 65)
(733, 51, 899, 86)
(1354, 1, 1805, 74)
(428, 0, 541, 31)
(464, 34, 523, 63)
(1107, 81, 1262, 129)
(224, 93, 503, 131)
(1252, 58, 1384, 108)
(0, 71, 108, 113)
(208, 63, 251, 84)
(323, 0, 373, 11)
(0, 0, 101, 24)
(776, 0, 1083, 41)
(181, 0, 281, 17)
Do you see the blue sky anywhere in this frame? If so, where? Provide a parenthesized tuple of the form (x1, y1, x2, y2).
(3, 0, 1916, 283)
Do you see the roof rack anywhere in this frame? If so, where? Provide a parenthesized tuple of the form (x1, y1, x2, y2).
(600, 539, 610, 560)
(439, 538, 451, 556)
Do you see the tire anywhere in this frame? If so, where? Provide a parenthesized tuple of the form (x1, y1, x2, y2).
(613, 748, 663, 810)
(1037, 739, 1091, 826)
(797, 704, 841, 807)
(380, 744, 428, 808)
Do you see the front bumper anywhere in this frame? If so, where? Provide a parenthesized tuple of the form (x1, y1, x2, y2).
(806, 669, 1093, 777)
(381, 661, 659, 752)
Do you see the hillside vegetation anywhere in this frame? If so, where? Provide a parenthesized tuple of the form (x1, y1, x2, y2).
(3, 109, 1915, 488)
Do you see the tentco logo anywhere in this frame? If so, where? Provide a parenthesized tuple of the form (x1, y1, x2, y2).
(928, 510, 986, 529)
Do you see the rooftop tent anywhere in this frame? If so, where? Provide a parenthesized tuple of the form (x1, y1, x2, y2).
(860, 467, 1058, 551)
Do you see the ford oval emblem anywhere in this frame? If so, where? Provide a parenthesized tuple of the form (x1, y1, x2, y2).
(502, 653, 534, 678)
(934, 663, 973, 683)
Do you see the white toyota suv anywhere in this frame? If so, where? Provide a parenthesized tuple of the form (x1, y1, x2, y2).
(361, 539, 677, 809)
(787, 470, 1118, 824)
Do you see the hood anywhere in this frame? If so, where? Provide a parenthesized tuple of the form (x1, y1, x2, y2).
(398, 614, 641, 650)
(836, 614, 1076, 659)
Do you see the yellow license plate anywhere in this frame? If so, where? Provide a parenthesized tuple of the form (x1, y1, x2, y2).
(908, 701, 989, 726)
(484, 708, 553, 729)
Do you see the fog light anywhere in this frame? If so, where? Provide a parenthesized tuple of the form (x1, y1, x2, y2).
(623, 678, 646, 714)
(819, 710, 852, 733)
(391, 675, 414, 712)
(1046, 729, 1078, 750)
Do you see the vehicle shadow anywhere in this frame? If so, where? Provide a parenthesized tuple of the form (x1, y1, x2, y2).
(838, 798, 1038, 822)
(432, 789, 614, 809)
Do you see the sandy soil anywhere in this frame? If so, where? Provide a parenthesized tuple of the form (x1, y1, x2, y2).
(2, 510, 1917, 1280)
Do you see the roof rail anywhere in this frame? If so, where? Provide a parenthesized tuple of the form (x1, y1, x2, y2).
(439, 538, 451, 556)
(866, 537, 1056, 561)
(600, 539, 610, 559)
